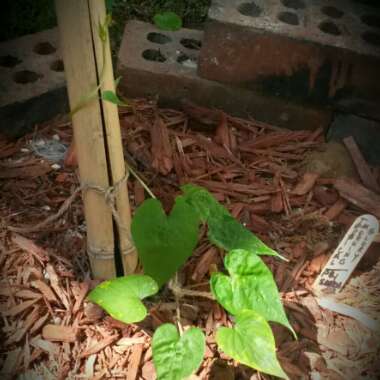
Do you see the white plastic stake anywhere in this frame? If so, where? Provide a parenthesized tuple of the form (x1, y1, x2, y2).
(314, 214, 378, 295)
(316, 297, 380, 332)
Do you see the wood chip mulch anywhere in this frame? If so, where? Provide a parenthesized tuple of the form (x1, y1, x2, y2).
(1, 99, 379, 379)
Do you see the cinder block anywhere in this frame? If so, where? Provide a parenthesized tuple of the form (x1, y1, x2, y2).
(0, 28, 68, 138)
(117, 20, 331, 131)
(198, 0, 380, 119)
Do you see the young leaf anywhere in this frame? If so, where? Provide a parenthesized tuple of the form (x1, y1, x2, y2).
(153, 12, 182, 31)
(88, 275, 158, 324)
(211, 249, 295, 336)
(181, 184, 281, 258)
(101, 90, 128, 106)
(131, 197, 200, 287)
(98, 14, 112, 42)
(216, 310, 289, 379)
(208, 212, 280, 257)
(152, 324, 205, 380)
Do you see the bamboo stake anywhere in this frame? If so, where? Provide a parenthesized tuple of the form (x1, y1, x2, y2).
(55, 0, 137, 278)
(87, 0, 137, 275)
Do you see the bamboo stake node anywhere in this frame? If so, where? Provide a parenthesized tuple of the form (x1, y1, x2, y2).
(80, 170, 132, 241)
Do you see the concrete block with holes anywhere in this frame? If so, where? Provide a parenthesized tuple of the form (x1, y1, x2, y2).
(198, 0, 380, 120)
(117, 20, 331, 131)
(0, 28, 68, 138)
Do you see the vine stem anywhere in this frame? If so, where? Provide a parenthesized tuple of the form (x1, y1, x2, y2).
(168, 279, 215, 301)
(69, 15, 110, 117)
(174, 273, 183, 335)
(128, 165, 156, 199)
(69, 14, 157, 201)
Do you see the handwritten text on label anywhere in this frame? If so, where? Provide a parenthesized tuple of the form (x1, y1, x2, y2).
(314, 214, 378, 294)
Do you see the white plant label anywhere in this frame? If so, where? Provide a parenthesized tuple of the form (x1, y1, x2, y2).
(314, 214, 378, 295)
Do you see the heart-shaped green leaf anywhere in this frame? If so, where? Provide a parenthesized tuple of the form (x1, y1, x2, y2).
(153, 323, 205, 380)
(181, 184, 221, 222)
(211, 249, 295, 336)
(216, 310, 288, 379)
(208, 212, 279, 257)
(181, 184, 281, 258)
(88, 275, 158, 324)
(131, 197, 200, 287)
(153, 12, 182, 31)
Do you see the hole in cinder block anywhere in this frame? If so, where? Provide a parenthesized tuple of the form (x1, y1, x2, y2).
(50, 59, 64, 72)
(238, 2, 262, 17)
(180, 38, 202, 50)
(0, 54, 22, 68)
(142, 49, 166, 62)
(362, 31, 380, 46)
(13, 70, 42, 84)
(33, 41, 56, 55)
(321, 6, 344, 19)
(361, 14, 380, 29)
(177, 52, 197, 68)
(281, 0, 305, 10)
(319, 21, 341, 35)
(353, 0, 380, 7)
(278, 11, 299, 26)
(147, 32, 172, 44)
(177, 52, 190, 63)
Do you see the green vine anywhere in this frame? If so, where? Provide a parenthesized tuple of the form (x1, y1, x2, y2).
(84, 10, 292, 380)
(70, 14, 128, 117)
(70, 14, 154, 196)
(89, 185, 294, 379)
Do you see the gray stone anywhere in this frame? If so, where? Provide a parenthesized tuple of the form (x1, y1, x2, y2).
(303, 142, 358, 179)
(0, 28, 68, 138)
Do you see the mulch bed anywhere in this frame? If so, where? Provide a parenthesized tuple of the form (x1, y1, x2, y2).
(1, 99, 379, 379)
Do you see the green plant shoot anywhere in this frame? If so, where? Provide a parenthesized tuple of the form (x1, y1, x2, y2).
(89, 184, 292, 380)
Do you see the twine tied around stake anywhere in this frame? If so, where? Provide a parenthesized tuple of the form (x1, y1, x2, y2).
(81, 170, 138, 260)
(81, 169, 131, 238)
(8, 161, 155, 262)
(8, 170, 136, 260)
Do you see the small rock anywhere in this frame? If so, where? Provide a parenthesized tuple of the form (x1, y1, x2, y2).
(303, 142, 357, 179)
(34, 139, 46, 147)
